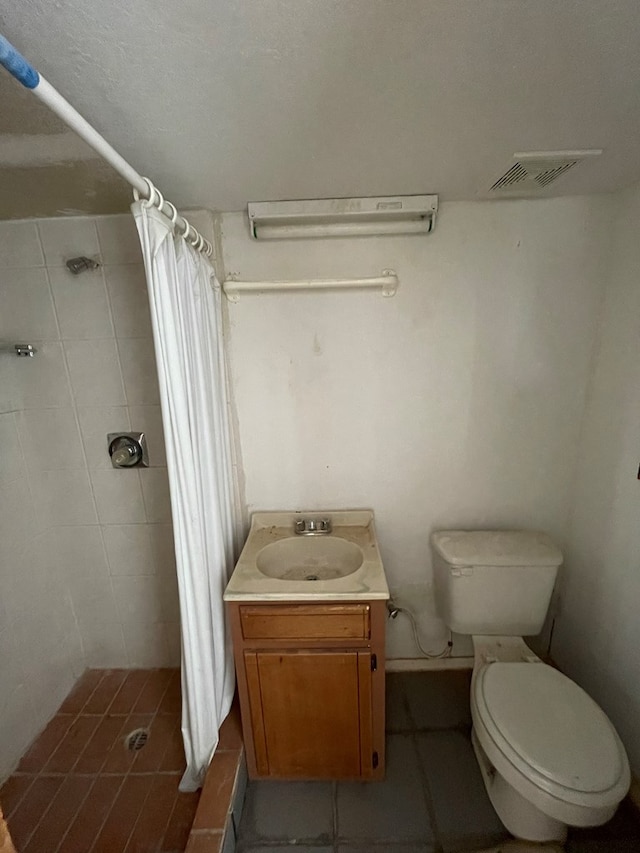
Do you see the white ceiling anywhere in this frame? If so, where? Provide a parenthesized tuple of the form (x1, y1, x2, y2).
(2, 0, 640, 216)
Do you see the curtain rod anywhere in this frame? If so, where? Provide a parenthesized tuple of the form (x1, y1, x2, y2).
(0, 33, 213, 256)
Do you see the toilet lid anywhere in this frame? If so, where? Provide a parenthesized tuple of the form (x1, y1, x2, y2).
(474, 663, 627, 794)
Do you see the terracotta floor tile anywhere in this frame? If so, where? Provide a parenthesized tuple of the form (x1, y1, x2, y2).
(58, 670, 104, 714)
(74, 714, 129, 774)
(124, 773, 181, 853)
(158, 670, 182, 715)
(160, 721, 187, 773)
(161, 790, 201, 852)
(92, 774, 154, 853)
(45, 715, 102, 773)
(132, 713, 177, 772)
(83, 669, 129, 714)
(217, 700, 242, 751)
(17, 713, 76, 772)
(109, 670, 153, 716)
(8, 668, 191, 853)
(184, 830, 222, 853)
(57, 775, 125, 853)
(7, 776, 63, 850)
(0, 775, 34, 820)
(23, 774, 93, 853)
(102, 713, 153, 774)
(132, 668, 176, 714)
(192, 750, 239, 831)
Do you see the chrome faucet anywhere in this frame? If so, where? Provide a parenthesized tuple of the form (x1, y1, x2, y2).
(294, 518, 332, 535)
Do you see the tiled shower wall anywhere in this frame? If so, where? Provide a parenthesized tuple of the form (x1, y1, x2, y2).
(0, 212, 217, 778)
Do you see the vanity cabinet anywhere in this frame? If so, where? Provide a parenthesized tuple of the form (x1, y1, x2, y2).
(227, 600, 386, 781)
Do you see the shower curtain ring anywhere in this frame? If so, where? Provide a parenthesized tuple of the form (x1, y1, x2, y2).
(134, 177, 159, 209)
(180, 220, 194, 242)
(195, 233, 205, 252)
(152, 186, 165, 212)
(165, 201, 179, 226)
(186, 225, 197, 246)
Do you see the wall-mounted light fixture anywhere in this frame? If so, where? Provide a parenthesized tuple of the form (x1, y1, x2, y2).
(247, 195, 438, 240)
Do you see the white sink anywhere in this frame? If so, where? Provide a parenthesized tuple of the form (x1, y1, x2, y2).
(256, 536, 364, 581)
(223, 510, 389, 602)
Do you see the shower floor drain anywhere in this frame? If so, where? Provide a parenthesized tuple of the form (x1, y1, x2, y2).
(125, 727, 149, 751)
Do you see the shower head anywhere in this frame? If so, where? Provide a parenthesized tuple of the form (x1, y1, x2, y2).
(65, 256, 100, 275)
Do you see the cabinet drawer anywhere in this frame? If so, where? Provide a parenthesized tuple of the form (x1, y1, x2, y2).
(240, 604, 370, 641)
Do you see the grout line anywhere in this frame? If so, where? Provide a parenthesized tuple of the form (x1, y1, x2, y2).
(85, 772, 128, 853)
(49, 772, 98, 853)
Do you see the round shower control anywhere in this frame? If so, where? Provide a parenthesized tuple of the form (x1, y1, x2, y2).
(107, 432, 149, 468)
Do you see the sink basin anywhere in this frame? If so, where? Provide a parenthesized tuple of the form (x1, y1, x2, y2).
(256, 536, 364, 581)
(223, 510, 389, 601)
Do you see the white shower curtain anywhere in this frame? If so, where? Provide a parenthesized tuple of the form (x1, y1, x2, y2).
(132, 202, 236, 791)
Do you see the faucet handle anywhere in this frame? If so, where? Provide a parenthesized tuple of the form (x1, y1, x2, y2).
(294, 517, 332, 535)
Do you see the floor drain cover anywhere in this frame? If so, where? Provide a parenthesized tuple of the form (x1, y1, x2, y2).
(125, 728, 149, 751)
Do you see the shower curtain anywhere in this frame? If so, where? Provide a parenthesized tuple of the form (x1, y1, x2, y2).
(132, 202, 236, 791)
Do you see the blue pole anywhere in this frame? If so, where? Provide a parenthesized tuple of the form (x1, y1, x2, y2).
(0, 34, 39, 88)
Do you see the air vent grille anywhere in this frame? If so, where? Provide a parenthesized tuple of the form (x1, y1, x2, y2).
(489, 150, 602, 196)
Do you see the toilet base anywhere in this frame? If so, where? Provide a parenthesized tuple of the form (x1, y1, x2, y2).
(472, 728, 568, 844)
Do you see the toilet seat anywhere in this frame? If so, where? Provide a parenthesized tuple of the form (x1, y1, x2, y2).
(472, 662, 630, 819)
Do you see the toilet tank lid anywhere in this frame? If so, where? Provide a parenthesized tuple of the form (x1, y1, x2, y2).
(431, 530, 563, 567)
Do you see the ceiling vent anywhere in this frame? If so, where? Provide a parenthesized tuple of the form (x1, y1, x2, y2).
(488, 150, 602, 196)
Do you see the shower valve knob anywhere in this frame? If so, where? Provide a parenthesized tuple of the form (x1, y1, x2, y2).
(107, 432, 149, 468)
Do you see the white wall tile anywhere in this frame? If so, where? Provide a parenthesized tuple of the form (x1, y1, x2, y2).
(90, 468, 146, 523)
(16, 407, 84, 471)
(77, 405, 130, 469)
(103, 523, 154, 576)
(17, 342, 73, 409)
(0, 413, 25, 485)
(0, 268, 59, 340)
(128, 405, 166, 466)
(31, 469, 98, 527)
(140, 467, 172, 522)
(0, 683, 39, 780)
(0, 221, 44, 268)
(164, 621, 182, 666)
(50, 267, 114, 339)
(69, 574, 120, 628)
(80, 621, 128, 668)
(118, 337, 160, 404)
(96, 215, 142, 264)
(52, 526, 110, 579)
(65, 339, 126, 405)
(0, 477, 37, 560)
(148, 522, 176, 569)
(105, 264, 152, 337)
(112, 574, 164, 625)
(122, 621, 170, 667)
(37, 217, 100, 267)
(158, 568, 181, 622)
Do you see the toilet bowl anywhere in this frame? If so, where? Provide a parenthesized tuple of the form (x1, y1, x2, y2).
(469, 636, 630, 842)
(430, 530, 631, 844)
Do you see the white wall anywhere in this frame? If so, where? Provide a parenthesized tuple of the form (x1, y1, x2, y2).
(552, 185, 640, 775)
(220, 197, 613, 658)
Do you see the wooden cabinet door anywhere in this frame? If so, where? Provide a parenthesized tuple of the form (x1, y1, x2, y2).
(244, 649, 373, 779)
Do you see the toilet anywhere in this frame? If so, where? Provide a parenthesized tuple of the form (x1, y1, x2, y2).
(431, 530, 630, 845)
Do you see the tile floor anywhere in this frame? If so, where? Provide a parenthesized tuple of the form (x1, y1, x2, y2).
(0, 668, 199, 853)
(237, 670, 640, 853)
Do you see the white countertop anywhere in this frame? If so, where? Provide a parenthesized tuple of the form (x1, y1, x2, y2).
(223, 509, 390, 602)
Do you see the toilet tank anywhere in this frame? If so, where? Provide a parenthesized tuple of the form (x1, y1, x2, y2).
(431, 530, 562, 636)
